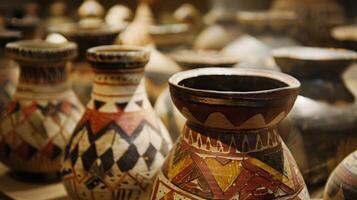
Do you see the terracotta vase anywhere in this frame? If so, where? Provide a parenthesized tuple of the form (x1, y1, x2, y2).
(62, 45, 173, 199)
(271, 0, 345, 46)
(324, 150, 357, 200)
(155, 50, 240, 141)
(0, 41, 84, 174)
(151, 68, 310, 199)
(0, 30, 21, 117)
(273, 46, 357, 186)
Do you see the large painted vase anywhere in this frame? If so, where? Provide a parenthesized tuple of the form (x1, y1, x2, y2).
(151, 68, 310, 199)
(0, 41, 84, 174)
(62, 45, 173, 200)
(324, 150, 357, 200)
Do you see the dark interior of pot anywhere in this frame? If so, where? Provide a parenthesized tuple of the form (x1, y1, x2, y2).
(178, 75, 288, 92)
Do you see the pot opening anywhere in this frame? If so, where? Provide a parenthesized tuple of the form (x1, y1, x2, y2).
(178, 75, 288, 92)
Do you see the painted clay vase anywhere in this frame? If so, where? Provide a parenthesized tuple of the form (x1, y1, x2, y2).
(0, 41, 84, 174)
(155, 50, 240, 141)
(273, 46, 357, 186)
(62, 45, 173, 199)
(0, 30, 21, 117)
(271, 0, 345, 46)
(324, 150, 357, 200)
(151, 68, 310, 200)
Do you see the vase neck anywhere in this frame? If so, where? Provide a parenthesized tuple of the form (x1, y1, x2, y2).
(88, 68, 147, 111)
(182, 123, 282, 155)
(16, 64, 71, 99)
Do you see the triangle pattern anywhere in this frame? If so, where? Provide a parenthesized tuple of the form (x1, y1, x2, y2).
(94, 100, 105, 110)
(115, 102, 128, 111)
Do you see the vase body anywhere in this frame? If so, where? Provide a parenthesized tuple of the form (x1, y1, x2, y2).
(272, 0, 345, 46)
(273, 47, 357, 186)
(324, 150, 357, 200)
(62, 45, 172, 200)
(0, 41, 83, 174)
(0, 31, 21, 117)
(151, 68, 309, 200)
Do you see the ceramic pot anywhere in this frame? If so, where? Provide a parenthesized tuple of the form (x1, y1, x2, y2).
(272, 0, 345, 46)
(151, 68, 310, 199)
(324, 150, 357, 200)
(0, 41, 84, 174)
(0, 30, 21, 117)
(62, 45, 173, 199)
(47, 23, 122, 105)
(155, 50, 240, 141)
(273, 46, 357, 185)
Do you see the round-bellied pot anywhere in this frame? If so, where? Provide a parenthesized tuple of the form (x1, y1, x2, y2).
(62, 45, 173, 199)
(155, 50, 240, 141)
(273, 46, 357, 186)
(0, 30, 21, 117)
(151, 68, 310, 199)
(0, 41, 84, 174)
(323, 150, 357, 200)
(47, 23, 122, 105)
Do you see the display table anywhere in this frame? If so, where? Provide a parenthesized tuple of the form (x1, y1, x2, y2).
(0, 164, 67, 200)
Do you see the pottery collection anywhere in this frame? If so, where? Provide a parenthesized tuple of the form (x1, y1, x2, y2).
(151, 68, 310, 199)
(273, 46, 357, 186)
(0, 41, 84, 174)
(0, 1, 356, 200)
(324, 150, 357, 200)
(62, 45, 172, 199)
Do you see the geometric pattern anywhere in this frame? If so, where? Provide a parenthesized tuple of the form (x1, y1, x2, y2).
(0, 96, 83, 173)
(0, 77, 16, 117)
(62, 77, 173, 200)
(151, 124, 309, 200)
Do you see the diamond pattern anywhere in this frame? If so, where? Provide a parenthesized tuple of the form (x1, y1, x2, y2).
(82, 145, 97, 171)
(117, 144, 140, 171)
(143, 144, 157, 168)
(100, 149, 114, 172)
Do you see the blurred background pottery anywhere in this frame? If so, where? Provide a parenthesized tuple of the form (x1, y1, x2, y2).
(272, 0, 346, 46)
(332, 25, 357, 51)
(152, 68, 309, 199)
(0, 40, 84, 174)
(323, 150, 357, 200)
(273, 46, 357, 187)
(155, 50, 240, 140)
(62, 45, 172, 199)
(0, 30, 21, 118)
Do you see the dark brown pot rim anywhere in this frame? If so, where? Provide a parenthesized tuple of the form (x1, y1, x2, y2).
(331, 25, 357, 41)
(87, 45, 150, 68)
(272, 46, 357, 61)
(169, 67, 300, 100)
(6, 40, 77, 63)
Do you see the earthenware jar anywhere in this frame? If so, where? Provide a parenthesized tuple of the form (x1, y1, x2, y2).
(273, 46, 357, 185)
(0, 30, 21, 117)
(272, 0, 345, 46)
(62, 45, 172, 199)
(155, 50, 240, 141)
(151, 68, 310, 199)
(0, 41, 83, 174)
(324, 150, 357, 200)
